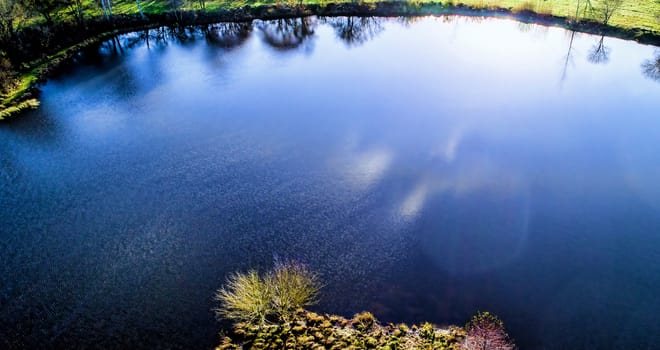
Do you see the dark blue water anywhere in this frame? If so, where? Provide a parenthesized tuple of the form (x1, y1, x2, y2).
(1, 16, 660, 349)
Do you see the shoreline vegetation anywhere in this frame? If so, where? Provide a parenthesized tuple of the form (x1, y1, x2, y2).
(214, 260, 516, 349)
(0, 1, 659, 120)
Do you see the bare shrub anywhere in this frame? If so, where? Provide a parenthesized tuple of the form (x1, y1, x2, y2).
(461, 312, 516, 350)
(597, 0, 624, 25)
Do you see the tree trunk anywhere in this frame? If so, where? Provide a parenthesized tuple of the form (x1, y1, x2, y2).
(136, 0, 145, 18)
(100, 0, 109, 20)
(42, 11, 53, 25)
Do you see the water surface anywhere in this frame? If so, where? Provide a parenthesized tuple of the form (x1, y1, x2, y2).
(1, 15, 660, 349)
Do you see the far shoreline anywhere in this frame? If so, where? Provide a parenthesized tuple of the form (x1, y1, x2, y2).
(1, 1, 659, 121)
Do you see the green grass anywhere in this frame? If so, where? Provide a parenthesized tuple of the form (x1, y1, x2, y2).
(2, 72, 36, 105)
(453, 0, 660, 32)
(0, 98, 39, 119)
(0, 71, 38, 120)
(16, 0, 660, 34)
(0, 30, 127, 119)
(0, 43, 85, 119)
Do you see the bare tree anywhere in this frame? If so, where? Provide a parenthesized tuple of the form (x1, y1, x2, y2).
(573, 0, 595, 22)
(135, 0, 144, 19)
(461, 312, 516, 350)
(597, 0, 624, 25)
(98, 0, 112, 21)
(168, 0, 183, 22)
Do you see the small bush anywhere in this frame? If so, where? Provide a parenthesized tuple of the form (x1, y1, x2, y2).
(0, 53, 16, 95)
(215, 260, 321, 325)
(419, 322, 436, 340)
(268, 259, 321, 323)
(352, 311, 376, 332)
(214, 270, 273, 325)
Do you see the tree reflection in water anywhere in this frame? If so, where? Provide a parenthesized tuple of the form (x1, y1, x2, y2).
(112, 23, 253, 52)
(121, 28, 168, 50)
(204, 22, 253, 49)
(166, 26, 199, 45)
(257, 17, 316, 51)
(322, 16, 384, 47)
(395, 15, 425, 28)
(641, 50, 660, 82)
(119, 26, 187, 50)
(587, 36, 611, 64)
(560, 30, 578, 83)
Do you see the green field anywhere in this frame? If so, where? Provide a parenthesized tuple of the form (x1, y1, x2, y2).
(455, 0, 660, 32)
(13, 0, 660, 33)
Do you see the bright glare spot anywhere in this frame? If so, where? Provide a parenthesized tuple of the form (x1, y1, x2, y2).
(432, 127, 464, 163)
(349, 149, 392, 189)
(400, 182, 429, 219)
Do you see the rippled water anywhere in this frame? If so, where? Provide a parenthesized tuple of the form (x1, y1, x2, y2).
(1, 15, 660, 349)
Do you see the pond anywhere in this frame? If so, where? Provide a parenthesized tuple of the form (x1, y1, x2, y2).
(1, 15, 660, 349)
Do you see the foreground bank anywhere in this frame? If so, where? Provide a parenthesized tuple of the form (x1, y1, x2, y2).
(1, 1, 659, 120)
(214, 261, 515, 349)
(216, 310, 514, 349)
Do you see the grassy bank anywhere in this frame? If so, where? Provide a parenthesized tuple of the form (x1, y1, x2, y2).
(19, 0, 660, 33)
(452, 0, 660, 32)
(1, 0, 659, 120)
(216, 310, 470, 349)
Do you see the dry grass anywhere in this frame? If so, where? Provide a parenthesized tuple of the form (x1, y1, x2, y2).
(267, 259, 321, 323)
(214, 260, 321, 325)
(214, 270, 273, 325)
